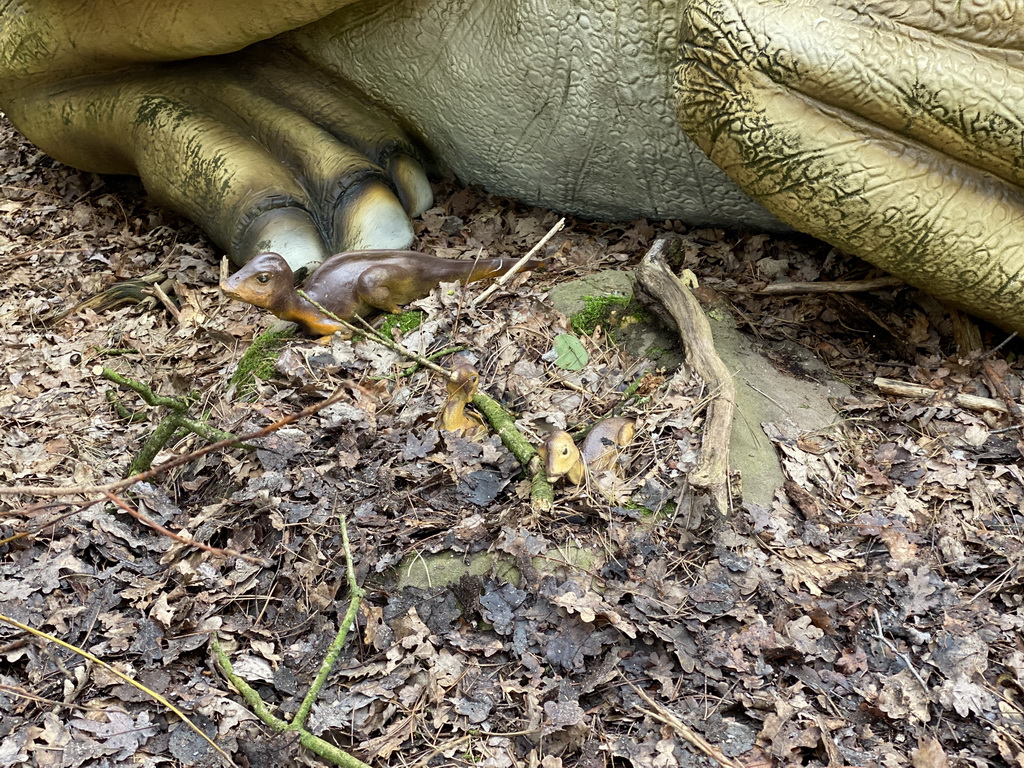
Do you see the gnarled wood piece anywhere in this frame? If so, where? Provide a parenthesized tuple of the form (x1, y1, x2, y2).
(637, 237, 734, 515)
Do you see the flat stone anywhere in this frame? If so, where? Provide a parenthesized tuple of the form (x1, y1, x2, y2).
(708, 309, 848, 505)
(545, 269, 685, 369)
(545, 270, 636, 317)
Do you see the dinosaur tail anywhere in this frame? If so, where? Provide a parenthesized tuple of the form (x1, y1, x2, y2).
(463, 257, 544, 284)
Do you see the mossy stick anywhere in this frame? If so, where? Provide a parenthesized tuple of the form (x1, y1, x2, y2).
(212, 514, 369, 768)
(102, 368, 238, 474)
(471, 392, 535, 465)
(212, 638, 371, 768)
(293, 513, 364, 728)
(298, 294, 555, 509)
(2, 386, 347, 498)
(101, 368, 189, 411)
(106, 390, 148, 422)
(127, 415, 181, 476)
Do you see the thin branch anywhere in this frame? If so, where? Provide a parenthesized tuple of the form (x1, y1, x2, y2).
(0, 386, 347, 497)
(874, 377, 1009, 414)
(150, 280, 183, 325)
(101, 368, 189, 411)
(212, 638, 372, 768)
(293, 513, 364, 728)
(0, 612, 236, 767)
(212, 513, 370, 768)
(982, 361, 1024, 423)
(871, 609, 929, 691)
(979, 331, 1018, 361)
(471, 217, 564, 307)
(104, 491, 271, 566)
(622, 675, 743, 768)
(734, 276, 904, 295)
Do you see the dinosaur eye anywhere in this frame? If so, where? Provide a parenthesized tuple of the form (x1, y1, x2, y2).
(256, 273, 270, 284)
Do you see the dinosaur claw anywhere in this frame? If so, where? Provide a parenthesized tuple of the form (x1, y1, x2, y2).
(331, 179, 416, 252)
(236, 207, 329, 273)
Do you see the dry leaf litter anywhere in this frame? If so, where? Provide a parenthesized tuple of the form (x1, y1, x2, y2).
(2, 113, 1024, 768)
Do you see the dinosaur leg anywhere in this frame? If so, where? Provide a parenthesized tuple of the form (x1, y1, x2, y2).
(678, 0, 1024, 334)
(6, 60, 429, 272)
(0, 1, 355, 83)
(2, 3, 430, 272)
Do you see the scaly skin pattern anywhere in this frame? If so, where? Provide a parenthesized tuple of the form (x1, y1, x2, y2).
(677, 0, 1024, 333)
(2, 0, 1023, 332)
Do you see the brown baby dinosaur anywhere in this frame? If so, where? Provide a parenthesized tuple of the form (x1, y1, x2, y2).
(220, 250, 540, 336)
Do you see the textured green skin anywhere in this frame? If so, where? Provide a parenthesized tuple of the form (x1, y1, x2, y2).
(2, 0, 1023, 331)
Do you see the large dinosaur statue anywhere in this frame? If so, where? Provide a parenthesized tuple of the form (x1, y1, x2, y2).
(2, 1, 1022, 333)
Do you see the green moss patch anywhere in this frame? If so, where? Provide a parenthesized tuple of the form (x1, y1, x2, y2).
(377, 309, 426, 337)
(570, 294, 653, 336)
(229, 325, 294, 400)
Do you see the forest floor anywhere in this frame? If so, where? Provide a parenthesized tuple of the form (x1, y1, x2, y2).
(1, 113, 1023, 768)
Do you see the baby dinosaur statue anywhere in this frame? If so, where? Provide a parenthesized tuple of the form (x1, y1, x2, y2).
(220, 250, 538, 336)
(437, 362, 486, 438)
(541, 417, 637, 485)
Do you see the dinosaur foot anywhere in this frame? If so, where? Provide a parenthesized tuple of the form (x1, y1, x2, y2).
(6, 48, 432, 273)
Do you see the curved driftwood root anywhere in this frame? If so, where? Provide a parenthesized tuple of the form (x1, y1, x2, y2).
(636, 237, 735, 516)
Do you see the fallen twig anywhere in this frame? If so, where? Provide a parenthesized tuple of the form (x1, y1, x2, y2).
(0, 612, 236, 767)
(636, 237, 734, 515)
(871, 609, 929, 691)
(150, 280, 183, 324)
(874, 377, 1009, 414)
(213, 513, 370, 768)
(623, 675, 743, 768)
(102, 368, 238, 475)
(471, 217, 564, 307)
(104, 491, 271, 566)
(981, 362, 1024, 424)
(736, 275, 903, 295)
(979, 331, 1019, 361)
(0, 386, 346, 497)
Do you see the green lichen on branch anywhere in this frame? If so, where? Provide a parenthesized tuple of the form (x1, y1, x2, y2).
(213, 514, 369, 768)
(471, 391, 553, 511)
(101, 368, 236, 476)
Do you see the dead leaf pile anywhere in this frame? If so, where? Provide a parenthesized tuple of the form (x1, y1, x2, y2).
(2, 112, 1024, 768)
